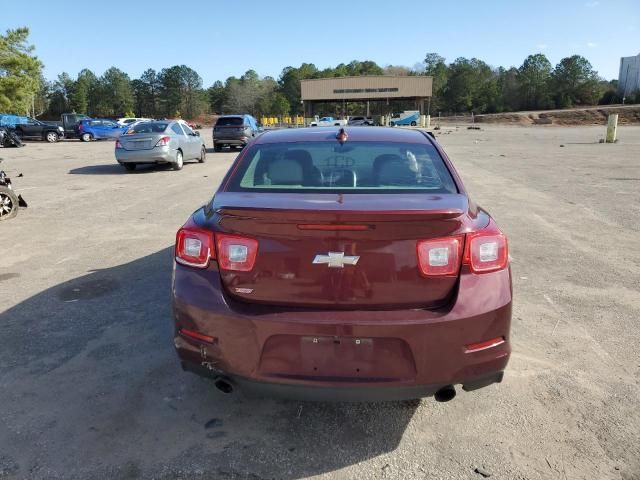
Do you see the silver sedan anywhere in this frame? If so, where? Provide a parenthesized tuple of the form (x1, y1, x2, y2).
(115, 120, 206, 172)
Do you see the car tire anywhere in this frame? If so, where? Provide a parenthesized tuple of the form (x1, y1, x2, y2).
(0, 186, 19, 221)
(198, 146, 206, 163)
(122, 163, 136, 172)
(172, 150, 184, 171)
(410, 121, 417, 126)
(81, 133, 92, 142)
(214, 144, 222, 152)
(389, 121, 395, 127)
(45, 131, 59, 143)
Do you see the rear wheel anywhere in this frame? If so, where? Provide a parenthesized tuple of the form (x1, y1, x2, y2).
(122, 163, 136, 172)
(81, 133, 92, 142)
(0, 186, 19, 221)
(172, 150, 184, 170)
(45, 131, 59, 143)
(214, 144, 222, 152)
(410, 121, 417, 127)
(198, 146, 206, 163)
(389, 121, 395, 127)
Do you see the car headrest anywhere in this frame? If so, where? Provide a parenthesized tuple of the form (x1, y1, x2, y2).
(283, 149, 313, 167)
(373, 154, 419, 186)
(266, 158, 304, 185)
(254, 149, 321, 186)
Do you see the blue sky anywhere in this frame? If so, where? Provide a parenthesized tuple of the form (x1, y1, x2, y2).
(3, 0, 638, 85)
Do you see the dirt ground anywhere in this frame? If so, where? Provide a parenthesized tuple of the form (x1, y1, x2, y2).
(473, 104, 640, 126)
(0, 125, 639, 480)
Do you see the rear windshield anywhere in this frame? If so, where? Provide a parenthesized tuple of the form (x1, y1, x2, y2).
(130, 122, 168, 133)
(226, 141, 458, 194)
(216, 117, 243, 126)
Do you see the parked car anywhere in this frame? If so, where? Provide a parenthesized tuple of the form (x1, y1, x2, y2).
(76, 119, 128, 142)
(212, 114, 260, 151)
(389, 110, 420, 127)
(309, 116, 348, 127)
(56, 113, 91, 138)
(167, 119, 199, 130)
(115, 120, 206, 171)
(5, 116, 65, 142)
(172, 126, 512, 401)
(347, 116, 374, 126)
(117, 117, 153, 126)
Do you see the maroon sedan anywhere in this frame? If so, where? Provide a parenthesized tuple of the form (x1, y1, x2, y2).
(172, 127, 511, 401)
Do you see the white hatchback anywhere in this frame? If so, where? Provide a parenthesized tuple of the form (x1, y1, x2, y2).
(117, 117, 153, 126)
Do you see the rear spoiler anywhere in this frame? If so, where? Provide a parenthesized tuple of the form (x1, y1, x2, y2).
(216, 206, 464, 221)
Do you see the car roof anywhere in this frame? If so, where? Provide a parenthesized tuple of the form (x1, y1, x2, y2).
(254, 126, 429, 144)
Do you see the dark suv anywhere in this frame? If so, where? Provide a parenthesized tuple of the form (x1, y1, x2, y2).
(213, 115, 260, 151)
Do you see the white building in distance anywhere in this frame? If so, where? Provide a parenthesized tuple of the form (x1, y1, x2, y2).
(619, 53, 640, 96)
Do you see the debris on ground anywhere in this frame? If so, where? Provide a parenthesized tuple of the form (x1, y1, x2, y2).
(474, 467, 491, 478)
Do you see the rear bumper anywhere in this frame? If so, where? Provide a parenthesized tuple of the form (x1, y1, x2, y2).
(183, 362, 504, 401)
(213, 137, 249, 146)
(115, 147, 173, 163)
(172, 265, 512, 401)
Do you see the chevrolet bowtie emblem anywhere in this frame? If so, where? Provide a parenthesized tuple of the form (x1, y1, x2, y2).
(312, 252, 360, 268)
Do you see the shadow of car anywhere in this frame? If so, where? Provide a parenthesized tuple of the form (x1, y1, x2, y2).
(0, 248, 417, 479)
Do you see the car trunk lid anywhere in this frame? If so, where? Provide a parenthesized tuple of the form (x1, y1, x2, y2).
(118, 133, 162, 151)
(212, 192, 469, 309)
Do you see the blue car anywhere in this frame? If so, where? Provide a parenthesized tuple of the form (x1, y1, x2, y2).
(389, 111, 421, 127)
(77, 119, 128, 142)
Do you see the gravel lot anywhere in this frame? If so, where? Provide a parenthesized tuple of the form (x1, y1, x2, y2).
(0, 125, 639, 480)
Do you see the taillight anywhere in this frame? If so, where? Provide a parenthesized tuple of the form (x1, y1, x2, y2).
(175, 222, 258, 272)
(175, 224, 214, 268)
(216, 233, 258, 272)
(115, 140, 123, 149)
(463, 221, 508, 273)
(78, 124, 84, 131)
(155, 136, 170, 147)
(417, 236, 463, 276)
(179, 328, 217, 344)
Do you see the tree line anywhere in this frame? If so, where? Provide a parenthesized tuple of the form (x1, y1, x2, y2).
(2, 27, 636, 121)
